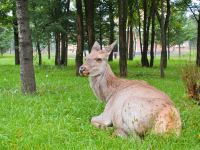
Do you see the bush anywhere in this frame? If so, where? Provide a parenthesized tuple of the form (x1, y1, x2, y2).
(182, 64, 200, 103)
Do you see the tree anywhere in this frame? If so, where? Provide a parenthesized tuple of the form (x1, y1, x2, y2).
(141, 0, 150, 67)
(150, 0, 157, 67)
(0, 27, 11, 55)
(12, 4, 20, 65)
(60, 0, 70, 66)
(128, 0, 134, 61)
(16, 0, 36, 93)
(84, 0, 95, 52)
(157, 0, 171, 69)
(76, 0, 84, 76)
(118, 0, 128, 77)
(160, 0, 166, 78)
(197, 13, 200, 66)
(108, 0, 115, 61)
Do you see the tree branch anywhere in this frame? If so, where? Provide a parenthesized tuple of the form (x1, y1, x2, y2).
(183, 0, 198, 22)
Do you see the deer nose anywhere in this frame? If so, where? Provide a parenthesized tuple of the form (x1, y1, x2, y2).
(79, 66, 85, 74)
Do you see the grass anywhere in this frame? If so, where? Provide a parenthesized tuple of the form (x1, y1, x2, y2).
(0, 55, 200, 150)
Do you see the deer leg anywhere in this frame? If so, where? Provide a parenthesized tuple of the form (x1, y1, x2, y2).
(91, 113, 112, 129)
(112, 128, 128, 137)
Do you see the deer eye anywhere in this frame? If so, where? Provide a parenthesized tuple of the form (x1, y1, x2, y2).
(95, 58, 102, 62)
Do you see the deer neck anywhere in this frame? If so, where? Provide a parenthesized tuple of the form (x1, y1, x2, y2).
(89, 64, 118, 103)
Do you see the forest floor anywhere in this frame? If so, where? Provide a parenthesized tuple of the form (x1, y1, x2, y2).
(0, 55, 200, 150)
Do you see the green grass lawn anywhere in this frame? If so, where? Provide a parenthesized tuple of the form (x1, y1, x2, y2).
(0, 55, 200, 150)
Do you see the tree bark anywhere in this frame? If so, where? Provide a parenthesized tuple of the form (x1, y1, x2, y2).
(60, 0, 70, 66)
(136, 0, 143, 55)
(163, 0, 171, 68)
(196, 13, 200, 66)
(108, 0, 114, 61)
(60, 33, 66, 65)
(141, 0, 149, 67)
(129, 25, 133, 60)
(76, 0, 84, 76)
(99, 4, 103, 49)
(118, 0, 128, 77)
(16, 0, 36, 93)
(13, 7, 20, 65)
(179, 44, 181, 58)
(150, 0, 156, 67)
(84, 0, 95, 52)
(127, 26, 130, 58)
(55, 33, 61, 65)
(47, 39, 50, 59)
(160, 0, 165, 78)
(36, 41, 42, 65)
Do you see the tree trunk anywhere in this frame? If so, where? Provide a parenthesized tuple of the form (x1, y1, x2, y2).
(167, 27, 170, 60)
(16, 0, 36, 93)
(47, 39, 50, 59)
(108, 0, 114, 61)
(55, 33, 61, 65)
(136, 0, 143, 55)
(13, 7, 20, 65)
(160, 0, 165, 78)
(127, 26, 130, 58)
(150, 0, 156, 67)
(99, 4, 103, 49)
(141, 0, 149, 67)
(155, 43, 157, 58)
(189, 41, 192, 61)
(36, 41, 42, 65)
(84, 0, 95, 52)
(196, 13, 200, 67)
(118, 0, 128, 77)
(65, 35, 68, 66)
(179, 44, 181, 58)
(61, 0, 70, 66)
(163, 0, 171, 68)
(60, 33, 66, 65)
(76, 0, 84, 76)
(129, 25, 133, 60)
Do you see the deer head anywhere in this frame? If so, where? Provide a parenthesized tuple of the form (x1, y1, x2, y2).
(79, 41, 117, 77)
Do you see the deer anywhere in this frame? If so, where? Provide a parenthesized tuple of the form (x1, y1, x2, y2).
(79, 41, 181, 138)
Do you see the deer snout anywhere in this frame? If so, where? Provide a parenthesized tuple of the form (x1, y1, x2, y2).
(79, 66, 85, 74)
(79, 65, 89, 76)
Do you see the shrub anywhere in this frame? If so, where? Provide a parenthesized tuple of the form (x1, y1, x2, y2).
(182, 64, 200, 103)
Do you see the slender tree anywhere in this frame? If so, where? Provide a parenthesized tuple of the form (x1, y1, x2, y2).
(12, 5, 20, 65)
(136, 0, 143, 55)
(118, 0, 128, 77)
(108, 0, 115, 61)
(36, 41, 42, 65)
(160, 0, 165, 78)
(47, 39, 51, 59)
(60, 0, 70, 66)
(141, 0, 150, 67)
(84, 0, 95, 52)
(76, 0, 84, 75)
(55, 32, 61, 65)
(150, 0, 157, 67)
(157, 0, 171, 68)
(16, 0, 36, 93)
(128, 0, 134, 60)
(197, 13, 200, 66)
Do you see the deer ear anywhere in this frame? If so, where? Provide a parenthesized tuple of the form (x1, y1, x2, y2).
(92, 41, 101, 51)
(105, 40, 117, 55)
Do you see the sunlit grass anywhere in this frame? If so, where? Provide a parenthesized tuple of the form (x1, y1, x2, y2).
(0, 55, 200, 149)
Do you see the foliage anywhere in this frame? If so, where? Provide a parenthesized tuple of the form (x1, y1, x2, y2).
(0, 27, 12, 55)
(182, 63, 200, 103)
